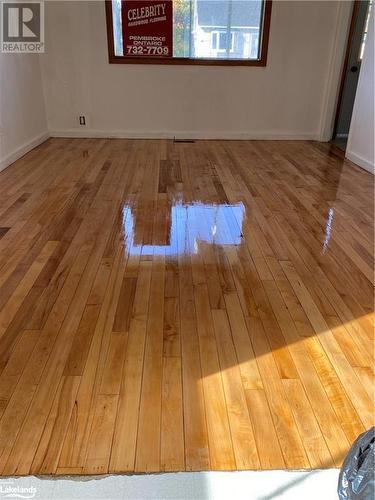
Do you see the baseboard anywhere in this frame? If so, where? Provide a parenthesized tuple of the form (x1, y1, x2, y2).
(49, 129, 320, 141)
(345, 150, 375, 175)
(0, 131, 50, 173)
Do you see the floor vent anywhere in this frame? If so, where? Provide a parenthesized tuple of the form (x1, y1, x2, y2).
(173, 137, 196, 143)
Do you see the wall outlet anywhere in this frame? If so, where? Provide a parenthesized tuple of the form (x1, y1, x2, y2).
(79, 115, 86, 126)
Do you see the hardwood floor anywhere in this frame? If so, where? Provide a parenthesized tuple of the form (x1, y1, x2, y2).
(0, 138, 373, 475)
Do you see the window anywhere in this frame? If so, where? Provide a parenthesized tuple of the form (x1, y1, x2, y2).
(106, 0, 272, 65)
(211, 31, 235, 53)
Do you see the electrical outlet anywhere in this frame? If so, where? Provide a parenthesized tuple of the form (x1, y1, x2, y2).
(79, 115, 86, 126)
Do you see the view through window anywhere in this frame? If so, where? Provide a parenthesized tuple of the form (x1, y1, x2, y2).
(108, 0, 271, 64)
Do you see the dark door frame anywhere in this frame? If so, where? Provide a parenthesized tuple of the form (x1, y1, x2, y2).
(332, 0, 360, 139)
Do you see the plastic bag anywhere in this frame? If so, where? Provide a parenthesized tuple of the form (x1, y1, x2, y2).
(338, 427, 375, 500)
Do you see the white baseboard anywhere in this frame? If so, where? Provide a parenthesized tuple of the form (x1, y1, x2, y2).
(0, 131, 50, 173)
(49, 129, 320, 141)
(345, 150, 375, 175)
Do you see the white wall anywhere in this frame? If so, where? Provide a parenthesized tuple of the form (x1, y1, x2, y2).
(40, 0, 350, 140)
(346, 7, 374, 174)
(0, 54, 48, 171)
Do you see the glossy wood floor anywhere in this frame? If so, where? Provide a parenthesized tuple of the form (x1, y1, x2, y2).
(0, 138, 373, 475)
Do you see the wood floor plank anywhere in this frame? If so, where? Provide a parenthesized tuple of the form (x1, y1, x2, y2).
(109, 261, 152, 472)
(263, 279, 351, 466)
(281, 260, 374, 430)
(135, 255, 165, 472)
(0, 243, 93, 473)
(194, 283, 236, 470)
(178, 252, 210, 471)
(2, 159, 129, 474)
(99, 331, 128, 396)
(177, 149, 210, 471)
(83, 394, 118, 474)
(30, 375, 81, 474)
(244, 389, 285, 469)
(160, 357, 185, 471)
(0, 240, 58, 339)
(282, 379, 335, 468)
(0, 330, 39, 417)
(0, 138, 373, 474)
(58, 221, 131, 470)
(246, 317, 310, 469)
(212, 309, 260, 470)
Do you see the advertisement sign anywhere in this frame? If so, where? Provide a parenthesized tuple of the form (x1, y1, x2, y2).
(1, 1, 45, 53)
(121, 1, 173, 58)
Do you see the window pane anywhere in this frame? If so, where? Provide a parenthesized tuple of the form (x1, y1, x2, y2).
(173, 0, 192, 57)
(112, 0, 123, 56)
(112, 0, 264, 60)
(182, 0, 262, 60)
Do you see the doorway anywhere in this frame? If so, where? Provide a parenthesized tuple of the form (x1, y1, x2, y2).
(332, 0, 372, 151)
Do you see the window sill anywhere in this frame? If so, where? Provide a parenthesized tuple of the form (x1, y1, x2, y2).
(108, 56, 268, 66)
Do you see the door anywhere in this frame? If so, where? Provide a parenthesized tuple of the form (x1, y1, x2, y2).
(332, 0, 372, 150)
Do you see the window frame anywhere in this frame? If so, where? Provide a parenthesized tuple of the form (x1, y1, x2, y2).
(105, 0, 272, 66)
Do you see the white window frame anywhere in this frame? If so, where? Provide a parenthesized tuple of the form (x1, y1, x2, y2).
(211, 30, 235, 53)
